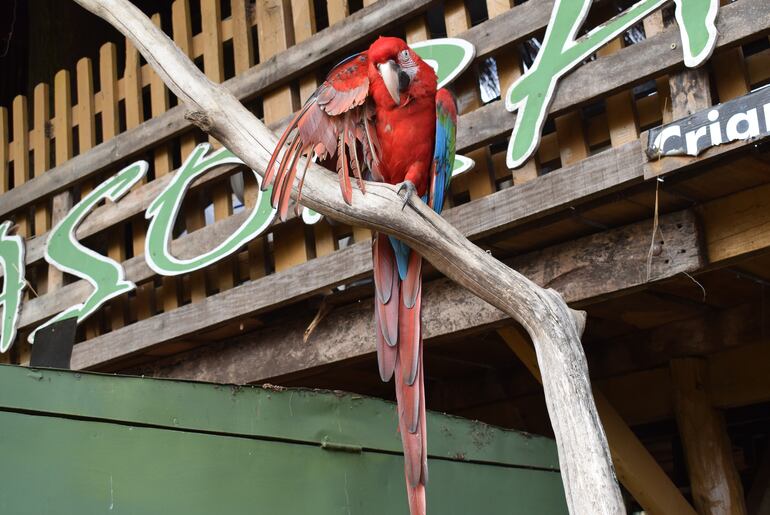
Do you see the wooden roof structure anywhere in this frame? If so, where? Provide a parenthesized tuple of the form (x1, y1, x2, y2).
(0, 0, 769, 513)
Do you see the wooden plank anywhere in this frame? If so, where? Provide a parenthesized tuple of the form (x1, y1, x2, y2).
(699, 183, 770, 265)
(327, 0, 349, 25)
(65, 208, 702, 370)
(12, 95, 29, 238)
(445, 0, 495, 201)
(49, 70, 74, 292)
(125, 34, 153, 322)
(150, 13, 179, 313)
(31, 84, 51, 237)
(99, 43, 120, 141)
(671, 358, 747, 515)
(711, 47, 750, 102)
(172, 0, 207, 301)
(0, 107, 7, 194)
(257, 0, 306, 272)
(596, 37, 639, 148)
(291, 0, 318, 103)
(497, 326, 697, 515)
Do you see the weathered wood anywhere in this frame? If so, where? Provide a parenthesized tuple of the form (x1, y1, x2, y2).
(67, 209, 701, 370)
(31, 84, 51, 237)
(11, 96, 30, 238)
(671, 358, 747, 515)
(497, 327, 697, 515)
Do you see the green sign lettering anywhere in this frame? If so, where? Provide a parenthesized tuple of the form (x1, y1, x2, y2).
(0, 221, 25, 352)
(505, 0, 719, 168)
(145, 143, 276, 276)
(29, 162, 148, 343)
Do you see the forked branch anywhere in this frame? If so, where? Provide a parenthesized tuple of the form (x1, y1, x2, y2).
(71, 0, 624, 512)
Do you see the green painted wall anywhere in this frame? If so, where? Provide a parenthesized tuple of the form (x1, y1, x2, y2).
(0, 365, 568, 514)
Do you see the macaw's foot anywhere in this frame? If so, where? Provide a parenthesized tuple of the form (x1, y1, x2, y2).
(397, 180, 417, 210)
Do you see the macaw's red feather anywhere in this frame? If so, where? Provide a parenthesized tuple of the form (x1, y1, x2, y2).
(373, 235, 399, 347)
(399, 276, 421, 391)
(396, 353, 426, 488)
(263, 101, 312, 190)
(337, 127, 353, 204)
(374, 303, 397, 382)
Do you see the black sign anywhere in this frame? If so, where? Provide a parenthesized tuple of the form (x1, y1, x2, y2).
(647, 86, 770, 159)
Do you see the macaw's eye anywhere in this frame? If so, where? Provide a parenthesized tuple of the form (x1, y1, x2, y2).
(398, 49, 410, 61)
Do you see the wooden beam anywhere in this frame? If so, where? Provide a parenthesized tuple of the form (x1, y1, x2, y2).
(105, 208, 702, 376)
(498, 326, 697, 515)
(671, 358, 747, 515)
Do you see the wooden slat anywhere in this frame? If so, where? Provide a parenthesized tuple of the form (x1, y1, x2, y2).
(65, 208, 702, 370)
(99, 40, 128, 328)
(291, 0, 319, 103)
(327, 0, 349, 25)
(50, 69, 74, 293)
(75, 56, 101, 337)
(76, 58, 97, 152)
(711, 47, 750, 102)
(486, 0, 539, 184)
(12, 95, 29, 238)
(99, 43, 120, 141)
(671, 358, 747, 515)
(31, 84, 50, 237)
(596, 37, 639, 148)
(172, 0, 206, 302)
(444, 0, 495, 201)
(258, 0, 306, 272)
(498, 326, 697, 515)
(150, 13, 179, 313)
(0, 107, 7, 194)
(125, 35, 152, 322)
(202, 0, 236, 292)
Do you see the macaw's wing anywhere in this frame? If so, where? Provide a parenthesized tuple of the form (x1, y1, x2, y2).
(428, 88, 458, 215)
(263, 53, 382, 220)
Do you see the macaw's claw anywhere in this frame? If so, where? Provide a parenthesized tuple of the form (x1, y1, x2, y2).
(397, 180, 417, 210)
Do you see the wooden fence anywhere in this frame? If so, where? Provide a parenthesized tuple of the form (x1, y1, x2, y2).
(0, 0, 769, 367)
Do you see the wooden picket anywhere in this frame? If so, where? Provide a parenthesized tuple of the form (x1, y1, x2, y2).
(0, 0, 766, 367)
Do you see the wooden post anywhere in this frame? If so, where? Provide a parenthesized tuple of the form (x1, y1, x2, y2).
(499, 326, 697, 515)
(0, 107, 7, 195)
(671, 358, 747, 515)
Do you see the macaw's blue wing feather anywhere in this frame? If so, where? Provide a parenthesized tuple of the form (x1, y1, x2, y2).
(388, 235, 411, 281)
(429, 89, 458, 215)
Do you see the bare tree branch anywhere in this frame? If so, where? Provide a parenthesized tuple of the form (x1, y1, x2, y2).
(70, 0, 624, 512)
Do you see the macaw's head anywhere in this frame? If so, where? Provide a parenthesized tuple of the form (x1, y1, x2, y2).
(367, 36, 436, 107)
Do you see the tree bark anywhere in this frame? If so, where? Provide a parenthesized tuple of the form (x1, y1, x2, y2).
(70, 1, 625, 512)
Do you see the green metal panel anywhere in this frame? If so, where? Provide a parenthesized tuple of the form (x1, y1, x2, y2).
(0, 365, 568, 514)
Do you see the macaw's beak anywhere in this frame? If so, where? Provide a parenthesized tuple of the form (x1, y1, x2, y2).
(378, 60, 401, 105)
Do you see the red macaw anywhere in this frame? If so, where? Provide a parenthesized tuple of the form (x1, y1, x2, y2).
(264, 36, 457, 515)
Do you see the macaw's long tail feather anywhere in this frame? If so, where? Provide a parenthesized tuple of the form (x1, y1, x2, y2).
(271, 136, 302, 209)
(373, 233, 398, 381)
(373, 233, 427, 515)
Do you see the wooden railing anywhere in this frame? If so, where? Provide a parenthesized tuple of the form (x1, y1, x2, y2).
(0, 0, 768, 366)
